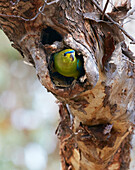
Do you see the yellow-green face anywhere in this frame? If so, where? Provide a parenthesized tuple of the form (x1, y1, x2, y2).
(54, 49, 78, 78)
(63, 50, 76, 64)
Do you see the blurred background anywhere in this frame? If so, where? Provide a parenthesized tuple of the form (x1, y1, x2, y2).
(0, 0, 135, 170)
(0, 30, 60, 170)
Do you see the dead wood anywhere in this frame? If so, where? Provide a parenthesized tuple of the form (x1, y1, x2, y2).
(0, 0, 135, 169)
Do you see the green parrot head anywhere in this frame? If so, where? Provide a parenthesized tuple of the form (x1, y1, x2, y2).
(54, 49, 83, 79)
(63, 50, 76, 64)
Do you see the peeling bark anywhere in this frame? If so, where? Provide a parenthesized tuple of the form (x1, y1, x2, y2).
(0, 0, 135, 170)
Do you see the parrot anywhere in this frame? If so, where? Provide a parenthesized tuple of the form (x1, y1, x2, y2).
(53, 49, 82, 79)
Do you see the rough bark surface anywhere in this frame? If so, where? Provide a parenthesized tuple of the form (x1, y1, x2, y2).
(0, 0, 135, 170)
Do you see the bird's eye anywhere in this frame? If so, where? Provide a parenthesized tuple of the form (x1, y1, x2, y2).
(64, 53, 66, 56)
(70, 53, 74, 61)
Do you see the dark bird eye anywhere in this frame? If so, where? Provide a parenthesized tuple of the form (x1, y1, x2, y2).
(64, 53, 66, 56)
(70, 53, 74, 61)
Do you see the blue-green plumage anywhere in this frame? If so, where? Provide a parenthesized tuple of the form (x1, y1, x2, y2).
(53, 49, 82, 79)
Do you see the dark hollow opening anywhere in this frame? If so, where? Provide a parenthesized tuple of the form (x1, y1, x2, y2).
(49, 50, 85, 88)
(41, 27, 62, 45)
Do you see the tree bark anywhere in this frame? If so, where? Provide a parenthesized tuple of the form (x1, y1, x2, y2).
(0, 0, 135, 169)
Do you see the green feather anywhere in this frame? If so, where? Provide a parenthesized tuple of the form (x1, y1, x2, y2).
(54, 49, 82, 79)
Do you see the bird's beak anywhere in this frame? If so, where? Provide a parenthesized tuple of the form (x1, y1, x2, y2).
(70, 53, 75, 61)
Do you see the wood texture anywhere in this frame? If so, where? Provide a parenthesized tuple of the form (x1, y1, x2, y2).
(0, 0, 134, 169)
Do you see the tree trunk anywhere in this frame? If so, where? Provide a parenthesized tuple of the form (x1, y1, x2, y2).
(0, 0, 134, 169)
